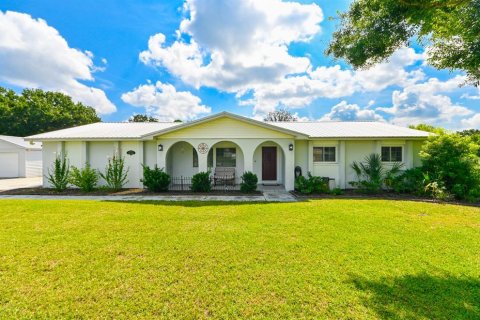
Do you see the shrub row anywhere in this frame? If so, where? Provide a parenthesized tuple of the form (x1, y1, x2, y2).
(47, 154, 258, 194)
(47, 154, 128, 192)
(348, 132, 480, 202)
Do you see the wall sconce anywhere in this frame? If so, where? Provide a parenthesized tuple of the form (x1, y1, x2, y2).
(158, 144, 163, 151)
(289, 143, 294, 151)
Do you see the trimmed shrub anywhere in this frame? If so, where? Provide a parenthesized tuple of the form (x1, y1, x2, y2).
(240, 171, 258, 193)
(46, 153, 70, 192)
(390, 167, 426, 195)
(69, 164, 98, 192)
(295, 172, 329, 194)
(191, 171, 211, 192)
(141, 165, 170, 192)
(99, 156, 129, 191)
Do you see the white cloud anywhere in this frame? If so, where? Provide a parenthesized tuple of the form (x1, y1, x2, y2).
(377, 76, 473, 127)
(121, 81, 211, 121)
(461, 113, 480, 129)
(320, 101, 384, 121)
(0, 11, 115, 114)
(244, 48, 425, 115)
(140, 0, 322, 94)
(139, 1, 429, 117)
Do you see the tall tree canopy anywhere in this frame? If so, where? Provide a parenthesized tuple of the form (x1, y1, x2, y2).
(264, 109, 298, 122)
(0, 87, 100, 136)
(327, 0, 480, 86)
(128, 114, 159, 122)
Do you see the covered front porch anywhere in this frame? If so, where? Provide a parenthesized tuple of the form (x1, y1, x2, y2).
(157, 138, 294, 190)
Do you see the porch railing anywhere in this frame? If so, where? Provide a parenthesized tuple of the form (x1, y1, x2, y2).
(168, 175, 240, 192)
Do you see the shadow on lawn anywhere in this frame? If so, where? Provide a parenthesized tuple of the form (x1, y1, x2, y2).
(102, 200, 271, 207)
(351, 273, 480, 319)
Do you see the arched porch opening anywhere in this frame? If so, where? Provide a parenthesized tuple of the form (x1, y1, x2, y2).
(253, 141, 286, 187)
(207, 141, 244, 185)
(165, 141, 199, 178)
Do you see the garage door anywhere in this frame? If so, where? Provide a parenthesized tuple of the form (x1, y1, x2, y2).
(0, 153, 19, 178)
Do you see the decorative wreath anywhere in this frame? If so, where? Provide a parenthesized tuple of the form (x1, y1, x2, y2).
(197, 143, 209, 154)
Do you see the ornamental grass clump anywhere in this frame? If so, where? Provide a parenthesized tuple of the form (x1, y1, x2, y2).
(99, 156, 129, 191)
(46, 153, 70, 192)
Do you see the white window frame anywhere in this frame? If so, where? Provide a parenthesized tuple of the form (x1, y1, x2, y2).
(381, 146, 403, 163)
(313, 146, 337, 163)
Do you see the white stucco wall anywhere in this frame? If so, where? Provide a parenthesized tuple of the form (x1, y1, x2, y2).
(144, 141, 157, 169)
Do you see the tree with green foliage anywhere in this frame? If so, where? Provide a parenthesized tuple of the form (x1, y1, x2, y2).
(0, 87, 100, 136)
(327, 0, 480, 86)
(128, 114, 159, 122)
(408, 124, 445, 134)
(420, 133, 480, 200)
(264, 108, 298, 122)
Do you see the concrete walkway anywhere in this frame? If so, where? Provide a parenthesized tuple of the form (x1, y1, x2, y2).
(0, 177, 42, 191)
(0, 190, 297, 202)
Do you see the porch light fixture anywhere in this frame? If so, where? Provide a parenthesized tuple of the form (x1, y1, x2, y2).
(289, 143, 294, 151)
(158, 144, 163, 151)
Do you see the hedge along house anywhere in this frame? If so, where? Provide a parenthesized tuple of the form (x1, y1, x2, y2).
(25, 112, 429, 190)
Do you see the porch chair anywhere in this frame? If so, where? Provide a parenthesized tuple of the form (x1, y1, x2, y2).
(213, 167, 236, 186)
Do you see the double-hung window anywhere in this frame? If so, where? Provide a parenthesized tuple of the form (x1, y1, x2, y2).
(313, 147, 336, 162)
(381, 146, 402, 162)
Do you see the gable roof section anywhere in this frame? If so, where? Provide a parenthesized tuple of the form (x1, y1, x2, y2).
(269, 121, 430, 138)
(0, 135, 42, 150)
(142, 112, 307, 139)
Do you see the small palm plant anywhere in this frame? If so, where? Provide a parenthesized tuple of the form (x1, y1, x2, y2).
(99, 156, 129, 191)
(46, 153, 70, 192)
(350, 153, 403, 193)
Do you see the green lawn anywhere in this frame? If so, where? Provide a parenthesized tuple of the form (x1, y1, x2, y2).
(0, 200, 479, 319)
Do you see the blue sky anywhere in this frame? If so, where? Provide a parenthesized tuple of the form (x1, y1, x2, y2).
(0, 0, 479, 128)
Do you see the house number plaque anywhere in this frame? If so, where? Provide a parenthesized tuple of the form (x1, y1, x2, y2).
(198, 143, 209, 154)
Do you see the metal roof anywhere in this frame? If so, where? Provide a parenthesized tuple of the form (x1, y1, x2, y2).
(25, 122, 181, 140)
(0, 135, 42, 150)
(268, 121, 430, 138)
(24, 113, 430, 141)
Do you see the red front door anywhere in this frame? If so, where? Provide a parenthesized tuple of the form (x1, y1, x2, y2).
(262, 147, 277, 181)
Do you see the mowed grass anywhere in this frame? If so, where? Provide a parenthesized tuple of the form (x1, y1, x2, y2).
(0, 200, 479, 319)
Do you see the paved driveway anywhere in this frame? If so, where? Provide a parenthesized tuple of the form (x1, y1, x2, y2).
(0, 177, 42, 192)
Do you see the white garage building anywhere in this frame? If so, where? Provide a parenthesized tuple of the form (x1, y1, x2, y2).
(0, 135, 42, 178)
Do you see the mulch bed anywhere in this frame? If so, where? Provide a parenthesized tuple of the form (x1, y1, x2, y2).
(0, 187, 262, 197)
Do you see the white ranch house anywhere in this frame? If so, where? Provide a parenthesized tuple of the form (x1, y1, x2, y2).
(26, 112, 429, 190)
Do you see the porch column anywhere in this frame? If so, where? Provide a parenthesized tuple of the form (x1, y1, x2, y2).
(307, 140, 313, 173)
(284, 140, 295, 191)
(156, 140, 167, 171)
(338, 140, 346, 189)
(405, 141, 413, 169)
(80, 141, 88, 166)
(198, 152, 208, 173)
(138, 141, 144, 187)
